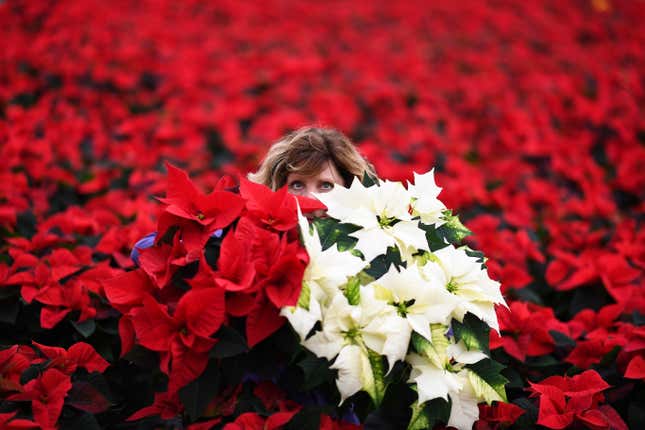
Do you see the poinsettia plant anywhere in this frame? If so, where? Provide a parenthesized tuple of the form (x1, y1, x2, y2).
(1, 0, 644, 428)
(282, 171, 509, 429)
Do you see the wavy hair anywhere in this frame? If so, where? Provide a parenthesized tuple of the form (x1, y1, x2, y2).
(248, 126, 376, 190)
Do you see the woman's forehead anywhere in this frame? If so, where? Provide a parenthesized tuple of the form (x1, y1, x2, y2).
(288, 160, 343, 182)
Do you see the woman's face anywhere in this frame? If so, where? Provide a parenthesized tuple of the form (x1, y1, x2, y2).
(286, 160, 344, 199)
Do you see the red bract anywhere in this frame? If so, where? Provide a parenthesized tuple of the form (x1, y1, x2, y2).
(31, 341, 109, 375)
(131, 288, 224, 392)
(0, 412, 39, 429)
(529, 370, 627, 430)
(222, 408, 300, 430)
(127, 391, 183, 421)
(8, 369, 72, 430)
(475, 402, 525, 430)
(491, 301, 566, 362)
(239, 177, 325, 231)
(138, 231, 194, 288)
(157, 163, 245, 255)
(624, 355, 645, 380)
(0, 345, 35, 395)
(102, 269, 156, 314)
(194, 221, 257, 293)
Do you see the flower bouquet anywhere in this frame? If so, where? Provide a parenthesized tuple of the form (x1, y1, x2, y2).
(282, 171, 509, 429)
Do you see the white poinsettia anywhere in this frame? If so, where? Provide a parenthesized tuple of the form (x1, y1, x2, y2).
(447, 372, 480, 430)
(296, 209, 365, 296)
(329, 344, 374, 405)
(447, 340, 488, 365)
(282, 169, 508, 425)
(280, 282, 323, 341)
(281, 211, 365, 340)
(315, 178, 429, 262)
(304, 292, 410, 402)
(408, 170, 446, 226)
(370, 265, 458, 340)
(420, 245, 507, 331)
(407, 353, 463, 404)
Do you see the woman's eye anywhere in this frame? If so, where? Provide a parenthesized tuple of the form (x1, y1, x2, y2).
(289, 181, 304, 190)
(319, 182, 334, 191)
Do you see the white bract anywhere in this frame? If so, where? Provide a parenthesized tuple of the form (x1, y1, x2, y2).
(407, 352, 463, 403)
(370, 265, 457, 340)
(447, 372, 481, 430)
(315, 178, 429, 262)
(408, 170, 446, 226)
(297, 208, 365, 296)
(421, 244, 507, 332)
(304, 292, 410, 402)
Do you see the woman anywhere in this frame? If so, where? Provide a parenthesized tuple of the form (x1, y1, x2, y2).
(131, 126, 375, 262)
(248, 126, 375, 196)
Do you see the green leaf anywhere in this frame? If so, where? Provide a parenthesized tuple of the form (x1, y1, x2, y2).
(463, 246, 486, 264)
(418, 223, 451, 252)
(210, 326, 248, 359)
(466, 359, 508, 403)
(343, 276, 361, 305)
(550, 330, 576, 349)
(599, 345, 621, 367)
(179, 359, 221, 421)
(0, 299, 19, 325)
(424, 397, 451, 428)
(284, 408, 321, 430)
(0, 285, 19, 300)
(411, 326, 449, 368)
(364, 246, 405, 279)
(60, 412, 101, 430)
(297, 354, 333, 390)
(367, 349, 386, 407)
(361, 171, 379, 187)
(408, 401, 431, 430)
(312, 218, 359, 251)
(297, 281, 311, 310)
(70, 319, 96, 338)
(356, 270, 375, 286)
(525, 354, 560, 367)
(451, 313, 490, 355)
(438, 210, 471, 243)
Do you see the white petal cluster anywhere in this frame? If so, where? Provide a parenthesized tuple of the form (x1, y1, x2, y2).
(420, 244, 508, 332)
(315, 178, 429, 262)
(281, 170, 507, 430)
(408, 170, 446, 226)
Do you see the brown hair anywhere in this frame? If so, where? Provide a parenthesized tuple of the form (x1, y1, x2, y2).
(248, 126, 376, 190)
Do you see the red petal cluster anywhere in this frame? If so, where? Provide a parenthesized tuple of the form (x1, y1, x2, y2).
(2, 343, 109, 429)
(104, 164, 309, 419)
(529, 370, 627, 430)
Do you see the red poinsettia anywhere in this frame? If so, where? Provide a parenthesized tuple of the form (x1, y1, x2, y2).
(239, 177, 325, 232)
(134, 231, 194, 288)
(0, 345, 35, 395)
(31, 341, 109, 375)
(130, 287, 225, 392)
(529, 370, 627, 430)
(8, 369, 72, 430)
(475, 402, 525, 430)
(156, 162, 245, 255)
(490, 301, 567, 362)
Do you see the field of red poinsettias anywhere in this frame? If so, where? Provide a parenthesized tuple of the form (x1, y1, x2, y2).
(1, 0, 644, 428)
